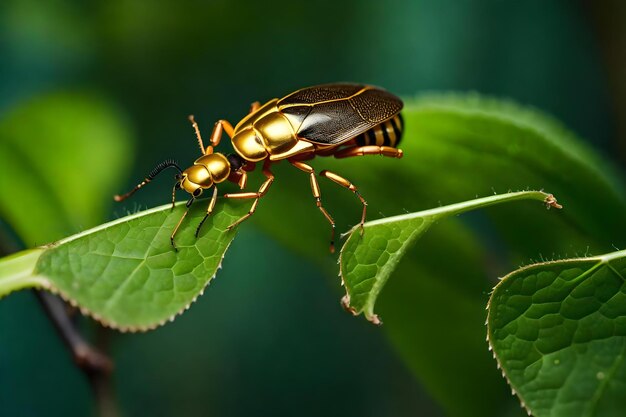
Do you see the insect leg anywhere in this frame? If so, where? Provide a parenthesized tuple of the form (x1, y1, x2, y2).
(223, 161, 274, 230)
(333, 145, 403, 159)
(319, 170, 367, 236)
(189, 116, 235, 154)
(195, 187, 219, 238)
(237, 170, 248, 189)
(208, 120, 235, 150)
(249, 101, 261, 113)
(171, 197, 195, 251)
(171, 182, 181, 210)
(290, 161, 336, 253)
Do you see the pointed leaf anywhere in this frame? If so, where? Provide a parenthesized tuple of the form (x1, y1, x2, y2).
(0, 200, 247, 331)
(487, 249, 626, 417)
(235, 93, 624, 417)
(340, 190, 561, 324)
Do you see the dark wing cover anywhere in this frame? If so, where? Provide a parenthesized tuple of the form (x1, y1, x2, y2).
(279, 83, 364, 105)
(278, 84, 403, 145)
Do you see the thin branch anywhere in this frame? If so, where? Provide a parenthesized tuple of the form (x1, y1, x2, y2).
(0, 221, 118, 417)
(34, 291, 113, 372)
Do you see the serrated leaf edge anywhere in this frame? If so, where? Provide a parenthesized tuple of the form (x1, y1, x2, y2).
(39, 237, 236, 333)
(339, 191, 559, 324)
(485, 249, 626, 416)
(30, 200, 239, 332)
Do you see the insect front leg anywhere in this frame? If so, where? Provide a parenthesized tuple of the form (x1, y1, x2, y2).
(249, 101, 261, 113)
(170, 197, 196, 251)
(290, 160, 337, 253)
(237, 170, 248, 189)
(223, 161, 274, 230)
(171, 182, 181, 210)
(208, 119, 235, 150)
(188, 116, 234, 154)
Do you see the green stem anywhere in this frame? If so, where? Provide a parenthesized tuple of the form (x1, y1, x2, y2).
(363, 190, 559, 228)
(0, 248, 48, 296)
(600, 249, 626, 263)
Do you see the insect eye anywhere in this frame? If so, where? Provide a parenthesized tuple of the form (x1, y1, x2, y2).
(193, 188, 203, 197)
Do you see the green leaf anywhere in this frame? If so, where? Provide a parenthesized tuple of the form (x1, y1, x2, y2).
(487, 249, 626, 417)
(254, 93, 625, 262)
(248, 93, 624, 416)
(0, 92, 134, 246)
(339, 190, 560, 324)
(404, 94, 626, 255)
(0, 200, 248, 331)
(378, 221, 516, 417)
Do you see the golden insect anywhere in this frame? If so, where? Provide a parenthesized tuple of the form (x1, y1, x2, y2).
(114, 83, 404, 252)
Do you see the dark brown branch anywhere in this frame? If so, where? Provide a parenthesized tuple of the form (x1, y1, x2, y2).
(34, 291, 119, 417)
(0, 221, 118, 417)
(34, 291, 113, 373)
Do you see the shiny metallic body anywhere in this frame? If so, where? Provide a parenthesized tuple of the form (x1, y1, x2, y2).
(115, 84, 404, 251)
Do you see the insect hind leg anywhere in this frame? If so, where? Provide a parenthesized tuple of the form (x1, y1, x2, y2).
(333, 145, 403, 159)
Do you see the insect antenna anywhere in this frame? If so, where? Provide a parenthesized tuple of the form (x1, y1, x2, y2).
(114, 159, 183, 202)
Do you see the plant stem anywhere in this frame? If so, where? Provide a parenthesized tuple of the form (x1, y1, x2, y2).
(0, 245, 118, 417)
(0, 248, 47, 296)
(363, 191, 559, 228)
(34, 291, 117, 417)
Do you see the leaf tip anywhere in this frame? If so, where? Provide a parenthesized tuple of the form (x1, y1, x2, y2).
(367, 314, 383, 326)
(340, 295, 383, 325)
(340, 294, 356, 315)
(544, 193, 562, 209)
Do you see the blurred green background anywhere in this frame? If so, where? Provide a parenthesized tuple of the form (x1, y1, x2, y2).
(1, 1, 625, 416)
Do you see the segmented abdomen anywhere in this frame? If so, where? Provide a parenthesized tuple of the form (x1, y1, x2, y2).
(354, 113, 403, 147)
